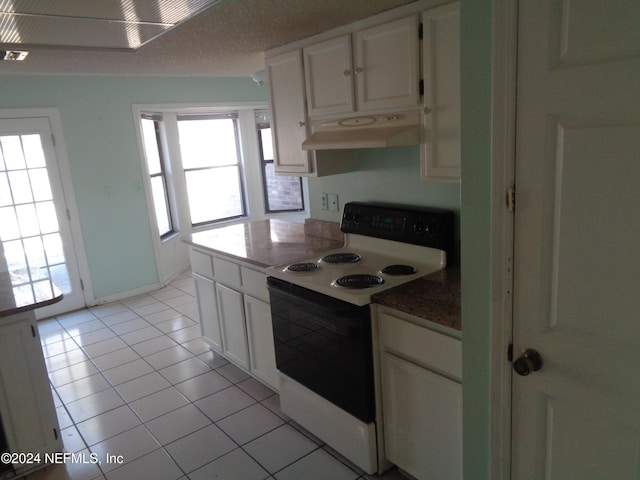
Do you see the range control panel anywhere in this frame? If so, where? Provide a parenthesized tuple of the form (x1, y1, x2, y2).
(340, 202, 455, 254)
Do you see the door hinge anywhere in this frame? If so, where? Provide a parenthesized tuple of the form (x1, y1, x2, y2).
(507, 186, 516, 213)
(53, 428, 58, 440)
(66, 208, 71, 221)
(418, 22, 423, 40)
(507, 343, 514, 362)
(419, 79, 424, 96)
(80, 279, 85, 291)
(51, 134, 56, 146)
(31, 324, 36, 338)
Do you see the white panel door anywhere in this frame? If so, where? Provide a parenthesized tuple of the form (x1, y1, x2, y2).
(512, 1, 640, 478)
(216, 283, 249, 370)
(0, 116, 85, 317)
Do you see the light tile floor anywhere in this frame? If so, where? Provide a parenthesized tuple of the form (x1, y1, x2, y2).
(29, 272, 409, 480)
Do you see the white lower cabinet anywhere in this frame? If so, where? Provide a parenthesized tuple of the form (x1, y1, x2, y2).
(0, 313, 62, 474)
(193, 273, 222, 353)
(190, 247, 278, 391)
(378, 307, 462, 480)
(244, 295, 278, 389)
(216, 283, 250, 370)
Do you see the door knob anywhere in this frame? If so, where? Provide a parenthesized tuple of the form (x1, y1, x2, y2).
(513, 348, 543, 376)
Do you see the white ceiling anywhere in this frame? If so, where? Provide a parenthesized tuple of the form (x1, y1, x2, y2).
(0, 0, 415, 76)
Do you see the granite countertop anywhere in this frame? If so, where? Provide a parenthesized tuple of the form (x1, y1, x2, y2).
(372, 267, 461, 331)
(184, 219, 344, 269)
(0, 270, 64, 318)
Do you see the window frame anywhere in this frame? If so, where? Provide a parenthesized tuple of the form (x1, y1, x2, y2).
(176, 112, 248, 227)
(140, 113, 175, 239)
(256, 118, 305, 214)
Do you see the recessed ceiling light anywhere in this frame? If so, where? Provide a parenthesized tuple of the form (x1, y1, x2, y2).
(1, 50, 29, 61)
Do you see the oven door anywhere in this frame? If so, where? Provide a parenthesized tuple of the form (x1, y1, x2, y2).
(267, 276, 375, 423)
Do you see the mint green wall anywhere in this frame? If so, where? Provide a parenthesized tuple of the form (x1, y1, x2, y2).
(308, 146, 461, 241)
(0, 76, 266, 299)
(460, 0, 492, 478)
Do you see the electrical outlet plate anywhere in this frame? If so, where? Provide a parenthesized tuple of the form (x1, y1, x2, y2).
(321, 193, 328, 210)
(328, 194, 339, 212)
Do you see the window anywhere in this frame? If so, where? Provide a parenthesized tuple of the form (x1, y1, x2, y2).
(177, 114, 246, 225)
(140, 115, 174, 237)
(256, 111, 304, 213)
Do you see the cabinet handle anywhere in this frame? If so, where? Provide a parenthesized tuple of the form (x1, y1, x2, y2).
(354, 66, 363, 74)
(298, 121, 306, 127)
(343, 69, 351, 76)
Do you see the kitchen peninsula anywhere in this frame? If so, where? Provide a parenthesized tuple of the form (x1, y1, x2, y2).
(0, 272, 63, 479)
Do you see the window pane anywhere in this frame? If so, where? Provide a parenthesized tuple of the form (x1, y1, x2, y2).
(8, 170, 33, 204)
(1, 136, 26, 170)
(0, 206, 20, 241)
(141, 118, 162, 175)
(29, 168, 53, 201)
(263, 163, 304, 212)
(150, 176, 172, 236)
(185, 166, 244, 224)
(0, 172, 12, 206)
(22, 134, 46, 168)
(178, 118, 238, 169)
(260, 128, 274, 161)
(36, 201, 59, 234)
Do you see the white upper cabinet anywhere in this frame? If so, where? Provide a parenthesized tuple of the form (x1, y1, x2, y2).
(304, 35, 355, 117)
(355, 16, 420, 112)
(421, 2, 461, 181)
(265, 49, 312, 174)
(303, 16, 420, 118)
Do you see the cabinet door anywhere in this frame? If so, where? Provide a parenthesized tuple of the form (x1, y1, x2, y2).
(381, 352, 462, 480)
(0, 316, 61, 465)
(216, 283, 250, 370)
(354, 16, 420, 112)
(193, 273, 222, 353)
(303, 35, 355, 117)
(421, 2, 461, 181)
(265, 49, 313, 174)
(244, 295, 278, 390)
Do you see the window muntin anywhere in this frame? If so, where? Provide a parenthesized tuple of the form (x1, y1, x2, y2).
(256, 112, 304, 213)
(177, 114, 246, 226)
(140, 115, 174, 237)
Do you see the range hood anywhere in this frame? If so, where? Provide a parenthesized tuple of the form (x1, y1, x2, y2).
(302, 110, 421, 150)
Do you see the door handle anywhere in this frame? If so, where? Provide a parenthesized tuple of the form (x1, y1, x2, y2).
(513, 348, 543, 376)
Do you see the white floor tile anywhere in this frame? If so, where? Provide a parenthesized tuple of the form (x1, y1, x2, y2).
(260, 395, 288, 420)
(194, 386, 256, 422)
(131, 335, 179, 357)
(72, 327, 117, 347)
(243, 424, 318, 474)
(238, 377, 276, 401)
(91, 347, 140, 371)
(56, 310, 98, 328)
(119, 325, 164, 346)
(25, 448, 105, 480)
(158, 357, 211, 384)
(180, 337, 210, 356)
(41, 337, 80, 358)
(45, 348, 90, 372)
(81, 337, 128, 358)
(197, 349, 229, 369)
(142, 307, 182, 325)
(163, 294, 196, 309)
(65, 388, 125, 424)
(98, 309, 140, 327)
(155, 316, 196, 333)
(90, 425, 160, 472)
(109, 317, 152, 336)
(55, 373, 111, 404)
(121, 293, 157, 309)
(64, 319, 107, 337)
(56, 405, 73, 429)
(216, 403, 285, 445)
(105, 448, 183, 480)
(216, 362, 251, 384)
(174, 370, 232, 402)
(102, 358, 155, 386)
(90, 303, 129, 318)
(145, 404, 211, 445)
(189, 448, 269, 480)
(76, 405, 141, 446)
(144, 345, 193, 370)
(164, 424, 236, 474)
(49, 360, 99, 388)
(173, 302, 199, 321)
(115, 372, 171, 403)
(129, 387, 190, 422)
(167, 324, 201, 344)
(150, 286, 184, 301)
(60, 425, 88, 453)
(274, 448, 359, 480)
(133, 301, 169, 317)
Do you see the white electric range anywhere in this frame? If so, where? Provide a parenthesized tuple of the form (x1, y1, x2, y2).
(266, 202, 455, 474)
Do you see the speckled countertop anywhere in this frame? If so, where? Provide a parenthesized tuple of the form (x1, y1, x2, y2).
(184, 219, 344, 269)
(372, 267, 461, 331)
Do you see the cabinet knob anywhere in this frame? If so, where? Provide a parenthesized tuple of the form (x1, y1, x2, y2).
(513, 348, 544, 376)
(343, 69, 351, 76)
(354, 66, 363, 74)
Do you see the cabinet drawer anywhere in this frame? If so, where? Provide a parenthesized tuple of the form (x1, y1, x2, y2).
(190, 249, 214, 279)
(213, 257, 242, 289)
(379, 311, 461, 380)
(241, 267, 268, 303)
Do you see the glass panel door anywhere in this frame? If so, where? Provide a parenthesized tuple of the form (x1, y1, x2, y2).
(0, 117, 84, 317)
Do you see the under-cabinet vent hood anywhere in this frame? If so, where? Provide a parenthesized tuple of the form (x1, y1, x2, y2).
(302, 110, 421, 150)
